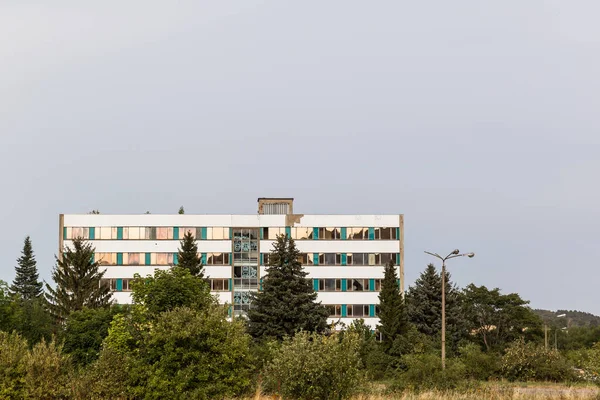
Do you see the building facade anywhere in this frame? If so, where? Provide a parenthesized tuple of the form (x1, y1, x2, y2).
(59, 198, 404, 329)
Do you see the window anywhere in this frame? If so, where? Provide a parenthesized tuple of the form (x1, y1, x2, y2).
(318, 279, 341, 291)
(351, 227, 366, 240)
(375, 279, 382, 291)
(292, 227, 310, 240)
(127, 253, 140, 265)
(347, 279, 368, 292)
(211, 279, 230, 291)
(234, 265, 258, 289)
(323, 253, 336, 265)
(346, 304, 370, 317)
(326, 304, 342, 317)
(350, 253, 366, 265)
(381, 253, 394, 265)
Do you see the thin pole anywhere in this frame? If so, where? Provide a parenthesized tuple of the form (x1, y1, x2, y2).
(544, 325, 548, 350)
(441, 260, 446, 370)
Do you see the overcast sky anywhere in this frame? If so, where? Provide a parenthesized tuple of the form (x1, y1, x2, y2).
(1, 1, 599, 314)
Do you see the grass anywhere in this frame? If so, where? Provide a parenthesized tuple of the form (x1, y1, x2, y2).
(245, 382, 600, 400)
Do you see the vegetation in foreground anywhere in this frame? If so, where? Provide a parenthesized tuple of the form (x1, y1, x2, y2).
(1, 234, 600, 399)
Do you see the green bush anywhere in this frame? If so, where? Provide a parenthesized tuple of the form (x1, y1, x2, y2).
(501, 338, 575, 382)
(132, 305, 253, 399)
(392, 353, 467, 391)
(0, 331, 28, 399)
(458, 343, 500, 380)
(263, 331, 363, 400)
(72, 347, 132, 400)
(22, 338, 71, 399)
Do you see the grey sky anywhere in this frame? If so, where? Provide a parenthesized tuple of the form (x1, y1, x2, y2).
(1, 1, 599, 313)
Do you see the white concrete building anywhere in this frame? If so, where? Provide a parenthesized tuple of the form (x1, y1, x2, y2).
(59, 198, 404, 329)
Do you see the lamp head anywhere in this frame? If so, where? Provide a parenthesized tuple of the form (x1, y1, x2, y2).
(452, 249, 460, 255)
(467, 252, 475, 258)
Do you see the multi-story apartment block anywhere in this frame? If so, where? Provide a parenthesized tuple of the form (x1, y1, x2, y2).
(59, 198, 404, 329)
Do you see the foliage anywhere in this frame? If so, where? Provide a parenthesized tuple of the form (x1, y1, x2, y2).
(263, 331, 363, 400)
(22, 338, 71, 399)
(406, 264, 466, 353)
(131, 306, 253, 399)
(393, 353, 467, 391)
(72, 347, 132, 400)
(0, 281, 18, 333)
(178, 206, 185, 214)
(0, 331, 28, 399)
(458, 343, 500, 381)
(177, 231, 204, 278)
(378, 261, 409, 348)
(500, 338, 575, 382)
(535, 309, 600, 327)
(61, 306, 123, 366)
(248, 234, 329, 340)
(462, 284, 543, 351)
(130, 266, 214, 315)
(11, 297, 55, 346)
(10, 236, 43, 300)
(45, 238, 112, 321)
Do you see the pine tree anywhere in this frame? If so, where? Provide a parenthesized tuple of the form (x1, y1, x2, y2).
(377, 260, 409, 348)
(177, 231, 204, 278)
(178, 206, 185, 214)
(10, 236, 43, 300)
(247, 234, 329, 340)
(405, 264, 466, 350)
(45, 238, 112, 321)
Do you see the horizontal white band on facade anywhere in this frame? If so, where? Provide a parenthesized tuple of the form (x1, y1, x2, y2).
(327, 317, 380, 330)
(101, 266, 170, 278)
(62, 214, 401, 228)
(318, 292, 380, 304)
(108, 291, 233, 305)
(279, 240, 401, 253)
(302, 266, 387, 279)
(65, 240, 232, 253)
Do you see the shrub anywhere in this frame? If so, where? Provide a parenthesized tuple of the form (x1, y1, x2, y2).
(392, 353, 466, 391)
(263, 331, 363, 400)
(0, 331, 28, 398)
(22, 338, 71, 399)
(132, 305, 253, 399)
(501, 338, 575, 382)
(72, 347, 132, 400)
(458, 343, 500, 380)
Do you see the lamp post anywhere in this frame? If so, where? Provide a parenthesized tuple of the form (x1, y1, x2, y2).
(424, 249, 475, 370)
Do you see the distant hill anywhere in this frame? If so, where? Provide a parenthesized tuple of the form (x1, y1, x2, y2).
(534, 309, 600, 328)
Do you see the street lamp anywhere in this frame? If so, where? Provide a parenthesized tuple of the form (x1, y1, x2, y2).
(424, 249, 475, 370)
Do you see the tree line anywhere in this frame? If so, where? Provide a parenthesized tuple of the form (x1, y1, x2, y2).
(1, 233, 599, 399)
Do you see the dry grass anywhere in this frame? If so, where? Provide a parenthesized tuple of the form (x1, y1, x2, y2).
(244, 383, 600, 400)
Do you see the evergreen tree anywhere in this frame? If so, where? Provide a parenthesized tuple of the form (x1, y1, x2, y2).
(247, 235, 328, 340)
(10, 236, 43, 300)
(405, 264, 466, 351)
(377, 260, 409, 348)
(45, 238, 112, 321)
(178, 206, 185, 214)
(177, 231, 204, 278)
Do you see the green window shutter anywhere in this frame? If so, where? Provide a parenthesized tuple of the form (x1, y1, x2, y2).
(91, 253, 95, 263)
(368, 227, 375, 240)
(260, 254, 264, 265)
(285, 226, 291, 237)
(201, 227, 207, 240)
(313, 253, 319, 266)
(260, 228, 264, 240)
(396, 253, 401, 265)
(116, 279, 123, 292)
(117, 227, 123, 240)
(63, 227, 67, 239)
(228, 228, 232, 240)
(397, 279, 400, 288)
(173, 227, 179, 240)
(228, 278, 232, 291)
(396, 227, 400, 240)
(89, 227, 95, 240)
(341, 305, 347, 318)
(145, 253, 151, 265)
(201, 253, 207, 264)
(340, 227, 347, 240)
(260, 279, 264, 291)
(116, 253, 123, 265)
(313, 279, 319, 291)
(369, 279, 375, 291)
(229, 253, 232, 265)
(227, 306, 232, 317)
(341, 279, 347, 292)
(369, 304, 376, 317)
(341, 253, 347, 266)
(173, 253, 178, 265)
(313, 227, 319, 240)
